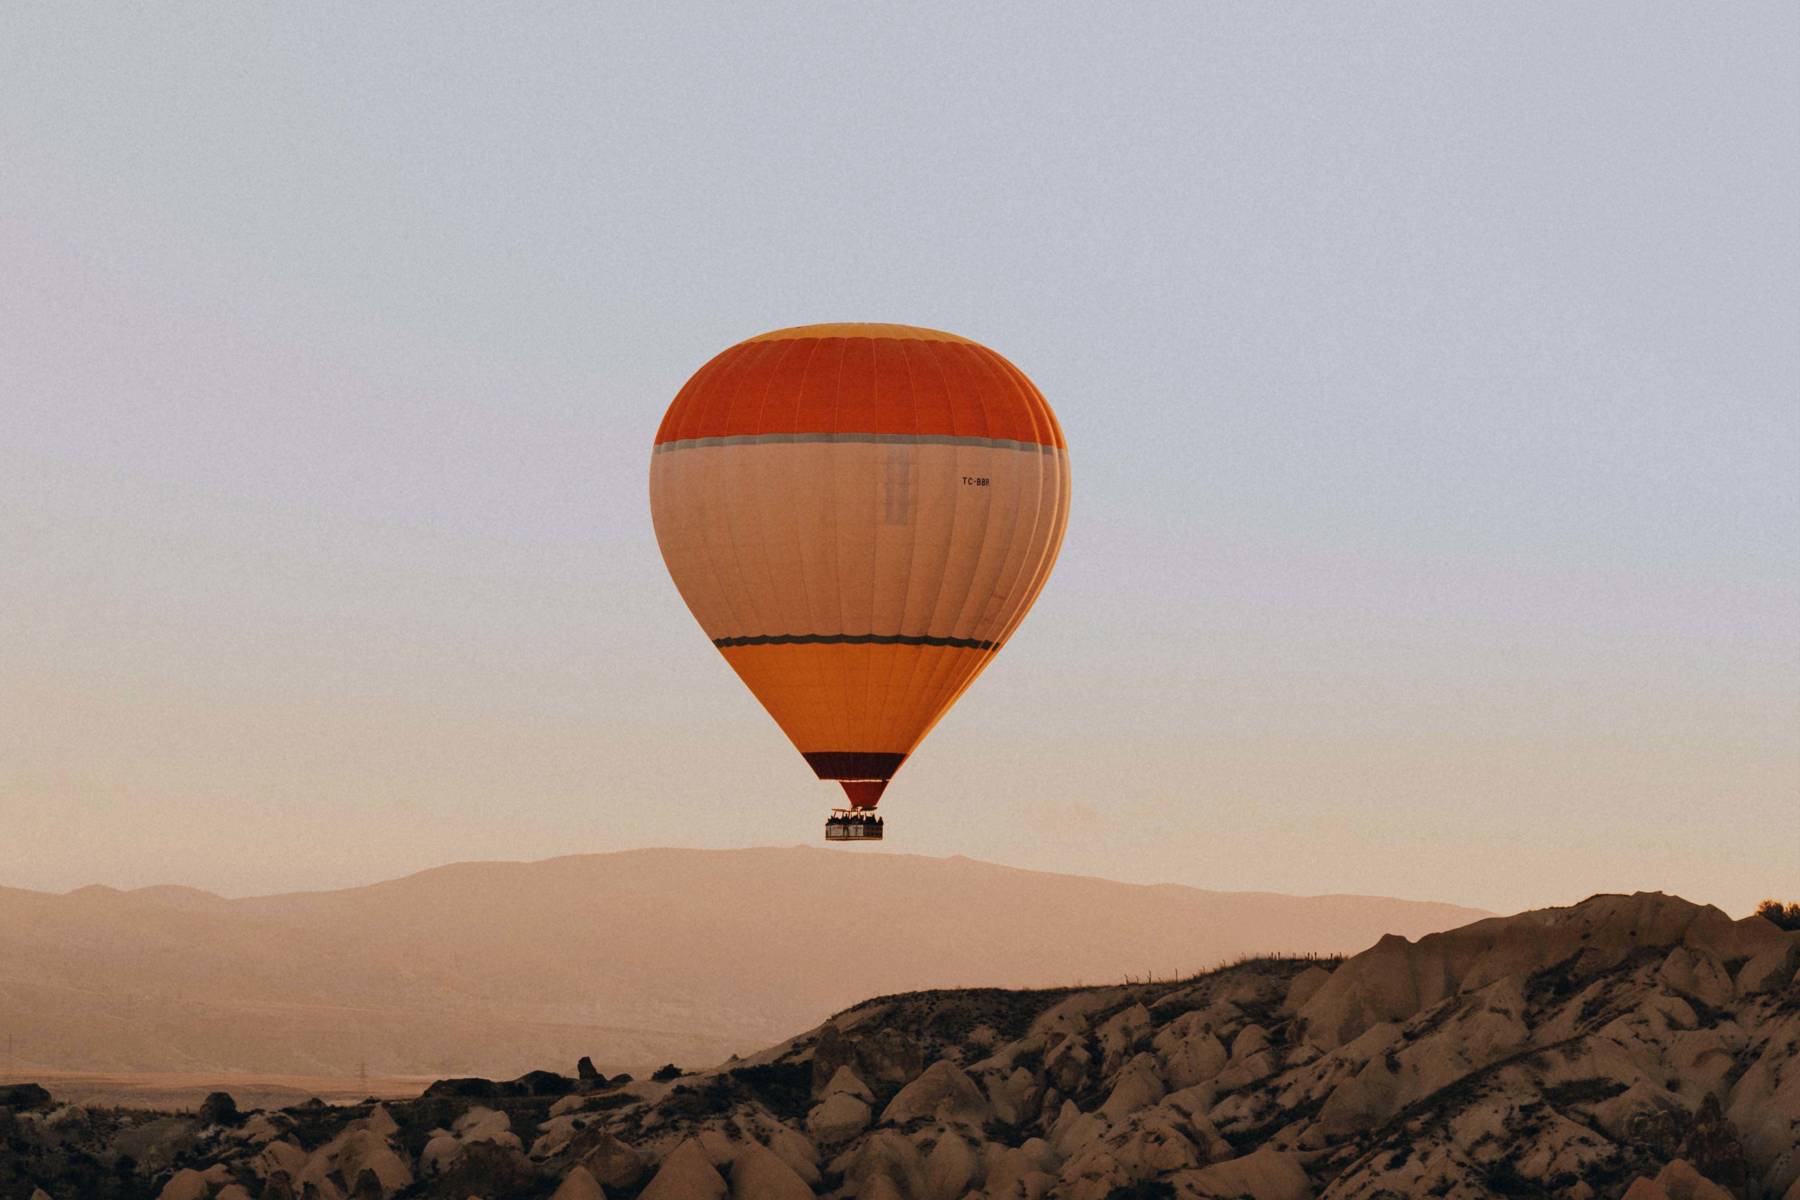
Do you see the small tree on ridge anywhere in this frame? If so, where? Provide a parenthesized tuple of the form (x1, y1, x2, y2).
(1754, 898, 1800, 931)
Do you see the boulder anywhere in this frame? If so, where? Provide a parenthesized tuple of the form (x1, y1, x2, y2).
(729, 1138, 814, 1200)
(639, 1138, 726, 1200)
(1096, 1003, 1153, 1073)
(420, 1133, 462, 1175)
(986, 1064, 1043, 1125)
(1154, 1015, 1229, 1090)
(1099, 1054, 1165, 1122)
(455, 1106, 514, 1144)
(1045, 1034, 1095, 1093)
(1658, 947, 1735, 1009)
(532, 1114, 582, 1159)
(835, 1129, 925, 1199)
(1178, 1147, 1313, 1199)
(923, 1131, 981, 1200)
(334, 1129, 412, 1196)
(761, 1124, 821, 1185)
(1048, 1100, 1110, 1158)
(695, 1126, 739, 1168)
(1231, 1024, 1272, 1061)
(255, 1138, 308, 1180)
(571, 1128, 646, 1190)
(549, 1092, 590, 1116)
(237, 1113, 285, 1144)
(362, 1105, 398, 1139)
(156, 1169, 211, 1200)
(820, 1064, 875, 1102)
(808, 1091, 872, 1142)
(1622, 1158, 1737, 1200)
(1736, 940, 1800, 994)
(881, 1060, 992, 1127)
(550, 1165, 606, 1200)
(986, 1138, 1059, 1197)
(428, 1141, 537, 1198)
(1282, 965, 1333, 1013)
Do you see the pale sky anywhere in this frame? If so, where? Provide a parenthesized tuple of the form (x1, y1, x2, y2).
(2, 4, 1795, 918)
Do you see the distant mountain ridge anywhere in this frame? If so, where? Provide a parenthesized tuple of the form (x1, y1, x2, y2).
(0, 847, 1489, 1079)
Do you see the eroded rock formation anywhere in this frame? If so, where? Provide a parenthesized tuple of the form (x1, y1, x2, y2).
(0, 892, 1793, 1198)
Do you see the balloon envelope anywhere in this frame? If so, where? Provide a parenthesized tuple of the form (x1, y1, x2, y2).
(649, 323, 1070, 808)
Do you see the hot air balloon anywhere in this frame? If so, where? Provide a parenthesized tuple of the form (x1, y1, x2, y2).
(649, 323, 1070, 841)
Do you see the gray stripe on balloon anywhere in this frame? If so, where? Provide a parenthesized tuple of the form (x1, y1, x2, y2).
(654, 432, 1064, 454)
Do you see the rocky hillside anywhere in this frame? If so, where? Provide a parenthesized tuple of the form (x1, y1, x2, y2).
(0, 891, 1794, 1199)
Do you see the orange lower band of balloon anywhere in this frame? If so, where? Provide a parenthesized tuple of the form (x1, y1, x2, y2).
(716, 640, 993, 771)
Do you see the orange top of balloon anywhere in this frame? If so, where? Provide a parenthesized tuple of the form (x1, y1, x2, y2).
(655, 323, 1066, 450)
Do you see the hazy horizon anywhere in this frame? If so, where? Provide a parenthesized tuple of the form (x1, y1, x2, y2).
(0, 845, 1495, 1080)
(9, 843, 1509, 911)
(3, 5, 1796, 918)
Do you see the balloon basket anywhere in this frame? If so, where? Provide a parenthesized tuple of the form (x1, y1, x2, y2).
(824, 808, 884, 842)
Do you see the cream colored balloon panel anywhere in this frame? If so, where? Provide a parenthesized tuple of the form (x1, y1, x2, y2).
(948, 446, 1040, 643)
(972, 449, 1067, 643)
(653, 441, 1065, 644)
(744, 441, 814, 636)
(648, 454, 731, 638)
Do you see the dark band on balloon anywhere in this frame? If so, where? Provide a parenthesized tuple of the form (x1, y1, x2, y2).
(803, 751, 908, 780)
(714, 633, 998, 651)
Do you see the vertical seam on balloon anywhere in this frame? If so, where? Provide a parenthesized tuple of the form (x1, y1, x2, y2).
(997, 451, 1069, 650)
(785, 337, 831, 752)
(680, 348, 756, 639)
(909, 340, 967, 720)
(953, 346, 1034, 641)
(882, 342, 956, 759)
(716, 340, 781, 636)
(824, 336, 854, 753)
(749, 336, 804, 643)
(941, 343, 1004, 638)
(911, 341, 998, 738)
(854, 336, 889, 756)
(968, 348, 1049, 646)
(658, 352, 709, 443)
(872, 338, 930, 759)
(932, 345, 1033, 724)
(990, 456, 1060, 651)
(684, 344, 738, 442)
(980, 358, 1067, 651)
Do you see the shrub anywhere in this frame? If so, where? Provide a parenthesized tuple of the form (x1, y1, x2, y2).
(1755, 899, 1800, 932)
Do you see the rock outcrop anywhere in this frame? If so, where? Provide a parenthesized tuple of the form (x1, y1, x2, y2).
(0, 892, 1791, 1199)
